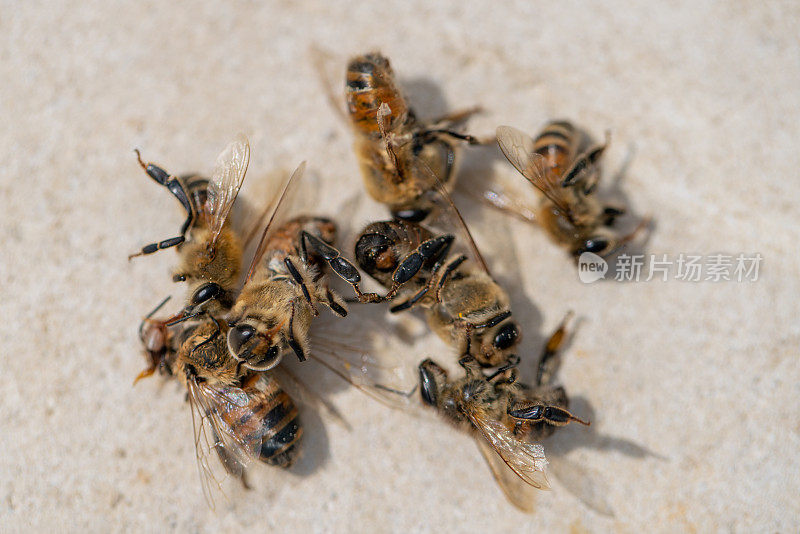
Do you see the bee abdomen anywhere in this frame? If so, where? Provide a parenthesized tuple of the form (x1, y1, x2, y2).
(181, 174, 210, 214)
(346, 54, 408, 136)
(252, 388, 303, 467)
(533, 121, 578, 177)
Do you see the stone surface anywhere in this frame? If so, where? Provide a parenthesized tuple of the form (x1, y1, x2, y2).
(1, 1, 798, 531)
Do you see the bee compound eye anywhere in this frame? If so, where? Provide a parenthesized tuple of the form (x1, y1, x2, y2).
(392, 208, 430, 223)
(254, 345, 282, 371)
(227, 325, 256, 356)
(493, 322, 520, 351)
(418, 365, 438, 406)
(192, 283, 221, 306)
(583, 237, 610, 255)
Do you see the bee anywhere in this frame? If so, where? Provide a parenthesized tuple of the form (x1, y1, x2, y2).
(299, 157, 521, 367)
(130, 134, 250, 316)
(350, 217, 520, 368)
(136, 310, 303, 502)
(417, 317, 589, 512)
(345, 52, 481, 221)
(225, 163, 355, 372)
(491, 122, 647, 259)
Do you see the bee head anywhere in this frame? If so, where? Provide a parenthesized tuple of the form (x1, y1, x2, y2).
(574, 235, 613, 258)
(226, 320, 283, 372)
(355, 229, 399, 283)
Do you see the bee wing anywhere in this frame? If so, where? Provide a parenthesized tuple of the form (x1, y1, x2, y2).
(205, 134, 251, 248)
(459, 161, 541, 226)
(186, 379, 261, 507)
(411, 155, 492, 277)
(496, 126, 573, 216)
(308, 314, 420, 411)
(466, 407, 550, 490)
(548, 453, 615, 517)
(309, 44, 348, 122)
(475, 438, 539, 512)
(244, 161, 307, 283)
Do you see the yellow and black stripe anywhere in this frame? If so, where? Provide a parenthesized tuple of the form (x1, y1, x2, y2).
(533, 120, 579, 178)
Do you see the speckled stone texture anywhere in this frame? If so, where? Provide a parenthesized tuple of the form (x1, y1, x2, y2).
(1, 1, 798, 532)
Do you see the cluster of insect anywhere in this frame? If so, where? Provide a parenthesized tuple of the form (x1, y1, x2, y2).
(132, 52, 644, 512)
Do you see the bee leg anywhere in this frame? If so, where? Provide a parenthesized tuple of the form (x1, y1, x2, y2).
(433, 254, 467, 302)
(391, 251, 463, 312)
(507, 403, 590, 427)
(322, 287, 348, 317)
(485, 354, 521, 383)
(424, 106, 490, 145)
(284, 257, 318, 316)
(603, 205, 626, 226)
(422, 128, 484, 145)
(389, 286, 429, 313)
(287, 300, 308, 362)
(536, 311, 573, 387)
(128, 236, 186, 260)
(385, 234, 455, 300)
(300, 231, 384, 303)
(456, 354, 482, 378)
(560, 139, 608, 191)
(376, 104, 405, 183)
(129, 149, 195, 260)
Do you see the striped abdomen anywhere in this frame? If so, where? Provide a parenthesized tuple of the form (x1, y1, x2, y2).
(346, 53, 409, 137)
(533, 121, 579, 178)
(218, 379, 303, 468)
(180, 174, 210, 219)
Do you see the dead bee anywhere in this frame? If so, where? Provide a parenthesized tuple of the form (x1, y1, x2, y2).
(418, 318, 589, 512)
(345, 52, 481, 221)
(225, 163, 356, 372)
(136, 310, 303, 503)
(490, 122, 647, 259)
(130, 134, 250, 316)
(351, 218, 520, 367)
(301, 162, 520, 367)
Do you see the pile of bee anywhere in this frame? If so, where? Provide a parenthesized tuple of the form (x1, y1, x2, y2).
(132, 51, 645, 512)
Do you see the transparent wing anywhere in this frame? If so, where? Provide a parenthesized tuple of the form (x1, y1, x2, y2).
(476, 438, 539, 512)
(467, 408, 550, 490)
(308, 312, 420, 411)
(205, 133, 251, 247)
(244, 161, 307, 282)
(185, 378, 261, 507)
(309, 43, 348, 122)
(459, 164, 540, 226)
(412, 155, 492, 277)
(496, 125, 572, 215)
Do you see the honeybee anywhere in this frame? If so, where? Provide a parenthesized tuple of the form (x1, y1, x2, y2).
(299, 155, 521, 367)
(417, 322, 589, 512)
(345, 52, 481, 221)
(136, 311, 303, 502)
(491, 122, 647, 259)
(351, 218, 520, 367)
(130, 134, 250, 316)
(225, 163, 356, 372)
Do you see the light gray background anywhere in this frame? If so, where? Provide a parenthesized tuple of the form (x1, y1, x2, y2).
(1, 1, 798, 532)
